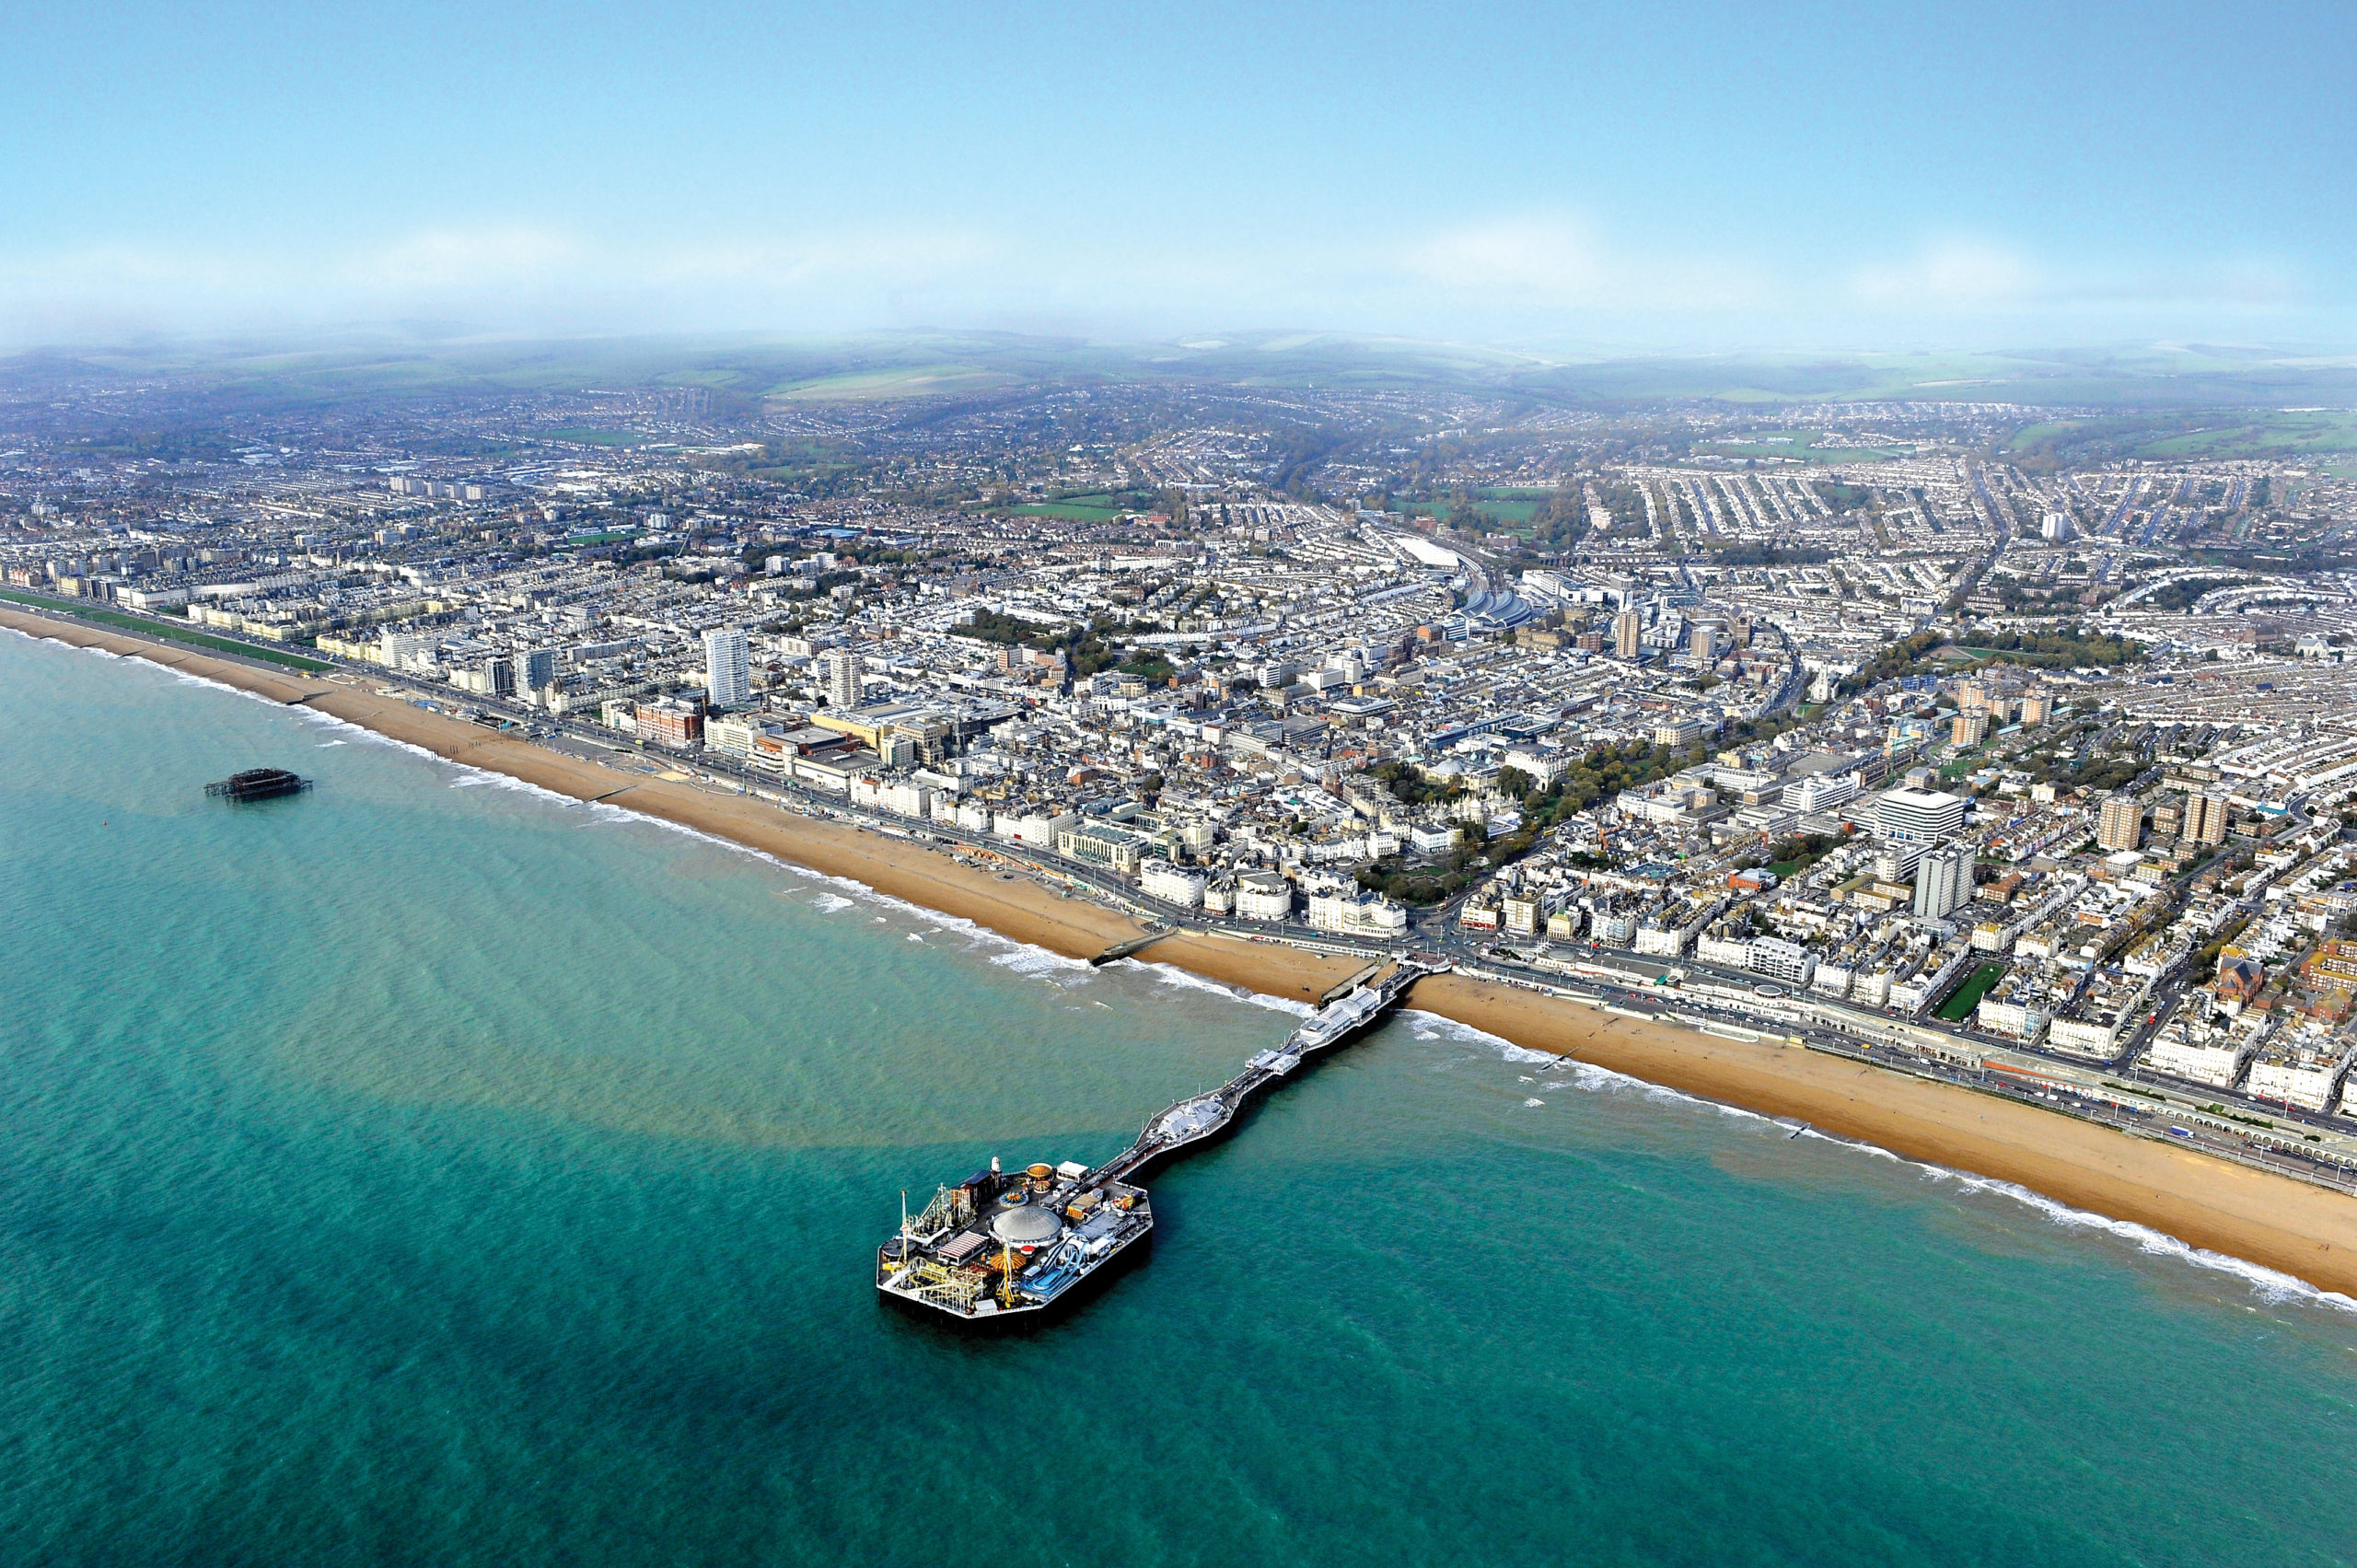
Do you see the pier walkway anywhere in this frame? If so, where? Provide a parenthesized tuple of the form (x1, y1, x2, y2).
(1090, 957, 1443, 1188)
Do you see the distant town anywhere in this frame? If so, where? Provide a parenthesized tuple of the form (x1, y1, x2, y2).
(9, 361, 2357, 1181)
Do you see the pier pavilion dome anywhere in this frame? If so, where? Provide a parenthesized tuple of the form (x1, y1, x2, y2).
(989, 1204, 1062, 1248)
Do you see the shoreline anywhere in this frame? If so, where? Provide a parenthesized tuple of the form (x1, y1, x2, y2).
(12, 604, 2357, 1302)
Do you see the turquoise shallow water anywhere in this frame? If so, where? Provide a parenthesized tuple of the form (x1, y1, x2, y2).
(4, 629, 2357, 1568)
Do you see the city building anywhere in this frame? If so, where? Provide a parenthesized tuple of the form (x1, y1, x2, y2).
(1875, 787, 1966, 842)
(2187, 793, 2230, 848)
(2097, 796, 2144, 853)
(1912, 842, 1972, 920)
(1140, 859, 1207, 908)
(1653, 716, 1709, 749)
(1612, 609, 1643, 660)
(702, 625, 750, 709)
(819, 649, 863, 709)
(1234, 870, 1294, 923)
(635, 700, 703, 749)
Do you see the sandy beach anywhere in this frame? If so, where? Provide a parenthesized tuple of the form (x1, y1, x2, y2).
(15, 604, 2357, 1298)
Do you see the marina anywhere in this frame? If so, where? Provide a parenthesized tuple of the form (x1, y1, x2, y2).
(876, 956, 1443, 1321)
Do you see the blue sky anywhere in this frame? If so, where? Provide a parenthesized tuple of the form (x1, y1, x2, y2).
(6, 0, 2351, 350)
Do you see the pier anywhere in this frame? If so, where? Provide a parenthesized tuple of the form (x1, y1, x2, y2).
(203, 768, 313, 803)
(1088, 925, 1177, 967)
(1089, 956, 1444, 1188)
(877, 955, 1445, 1320)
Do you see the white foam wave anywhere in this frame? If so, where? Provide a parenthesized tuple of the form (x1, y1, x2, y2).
(1487, 1046, 1774, 1126)
(12, 625, 351, 730)
(573, 800, 1120, 985)
(1403, 1008, 1550, 1063)
(1792, 1128, 2357, 1314)
(990, 945, 1093, 980)
(1127, 958, 1312, 1016)
(1524, 1098, 1546, 1108)
(317, 739, 346, 748)
(447, 768, 602, 815)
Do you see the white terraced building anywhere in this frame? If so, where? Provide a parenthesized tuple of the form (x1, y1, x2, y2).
(1140, 859, 1207, 908)
(1306, 890, 1410, 938)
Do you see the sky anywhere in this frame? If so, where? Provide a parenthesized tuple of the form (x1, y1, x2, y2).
(6, 0, 2353, 353)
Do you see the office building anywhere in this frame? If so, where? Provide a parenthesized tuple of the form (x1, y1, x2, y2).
(2097, 795, 2144, 852)
(702, 625, 750, 709)
(1913, 842, 1972, 920)
(1875, 787, 1966, 842)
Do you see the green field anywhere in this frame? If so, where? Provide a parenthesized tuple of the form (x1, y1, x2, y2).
(1696, 429, 1912, 465)
(0, 589, 333, 671)
(769, 364, 1017, 402)
(2012, 406, 2357, 466)
(2133, 408, 2357, 459)
(1936, 963, 2007, 1023)
(540, 427, 647, 447)
(1398, 495, 1543, 527)
(1011, 492, 1132, 522)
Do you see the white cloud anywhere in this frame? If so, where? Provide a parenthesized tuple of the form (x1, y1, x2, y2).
(1399, 217, 1766, 316)
(1852, 241, 2042, 312)
(0, 223, 1019, 342)
(1404, 219, 1614, 298)
(1849, 240, 2309, 321)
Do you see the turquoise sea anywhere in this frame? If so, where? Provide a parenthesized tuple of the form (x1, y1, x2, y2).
(4, 626, 2356, 1567)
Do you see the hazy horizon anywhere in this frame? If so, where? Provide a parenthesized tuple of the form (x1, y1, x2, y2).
(9, 2, 2353, 354)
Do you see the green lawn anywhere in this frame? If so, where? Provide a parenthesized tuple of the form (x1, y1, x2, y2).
(1936, 963, 2007, 1023)
(1696, 430, 1911, 465)
(1397, 496, 1542, 527)
(768, 364, 1016, 401)
(1014, 499, 1129, 521)
(2134, 409, 2357, 459)
(540, 427, 648, 447)
(0, 588, 332, 671)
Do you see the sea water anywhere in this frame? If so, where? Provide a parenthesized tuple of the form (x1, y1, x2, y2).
(4, 629, 2355, 1567)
